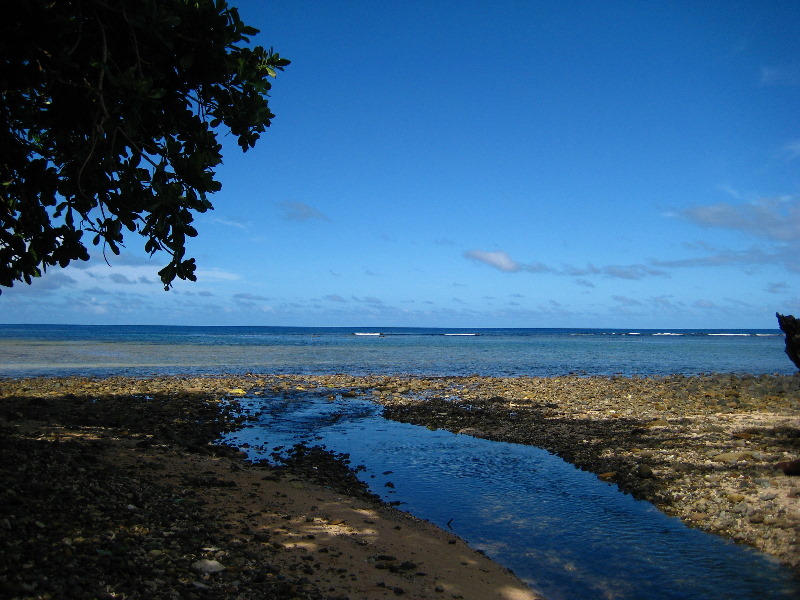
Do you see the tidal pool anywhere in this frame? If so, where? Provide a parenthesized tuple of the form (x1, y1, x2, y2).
(222, 390, 800, 600)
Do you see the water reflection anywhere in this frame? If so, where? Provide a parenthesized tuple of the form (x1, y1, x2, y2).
(222, 390, 800, 600)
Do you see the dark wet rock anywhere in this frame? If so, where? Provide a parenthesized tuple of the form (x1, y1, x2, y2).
(777, 459, 800, 475)
(271, 443, 381, 503)
(777, 313, 800, 370)
(637, 464, 654, 478)
(0, 377, 335, 600)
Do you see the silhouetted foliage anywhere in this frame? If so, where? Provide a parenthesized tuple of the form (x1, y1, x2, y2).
(1, 0, 288, 290)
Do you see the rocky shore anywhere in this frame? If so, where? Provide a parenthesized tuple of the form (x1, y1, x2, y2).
(0, 376, 541, 600)
(363, 373, 800, 571)
(231, 372, 800, 572)
(2, 372, 799, 599)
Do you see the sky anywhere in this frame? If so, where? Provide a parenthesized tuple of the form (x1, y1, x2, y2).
(3, 0, 800, 328)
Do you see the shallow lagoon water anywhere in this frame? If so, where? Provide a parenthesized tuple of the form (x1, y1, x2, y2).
(0, 325, 793, 378)
(223, 390, 800, 600)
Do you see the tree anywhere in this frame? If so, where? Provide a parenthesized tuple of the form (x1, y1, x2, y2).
(1, 0, 289, 291)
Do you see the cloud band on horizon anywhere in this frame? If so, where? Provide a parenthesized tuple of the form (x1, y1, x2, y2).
(463, 249, 667, 280)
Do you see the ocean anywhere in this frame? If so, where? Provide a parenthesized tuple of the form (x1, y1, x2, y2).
(0, 324, 794, 378)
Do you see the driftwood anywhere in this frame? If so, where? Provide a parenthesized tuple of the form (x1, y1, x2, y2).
(776, 313, 800, 370)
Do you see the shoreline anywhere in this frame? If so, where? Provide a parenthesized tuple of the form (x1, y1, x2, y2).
(367, 373, 800, 571)
(0, 375, 542, 600)
(2, 372, 799, 598)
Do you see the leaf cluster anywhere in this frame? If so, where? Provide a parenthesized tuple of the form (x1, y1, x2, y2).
(0, 0, 289, 290)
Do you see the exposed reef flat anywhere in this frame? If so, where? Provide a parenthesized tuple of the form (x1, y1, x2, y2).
(1, 372, 799, 600)
(359, 373, 800, 571)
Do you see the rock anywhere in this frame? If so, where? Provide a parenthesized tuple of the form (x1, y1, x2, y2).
(636, 464, 653, 478)
(714, 451, 751, 462)
(732, 501, 749, 514)
(688, 512, 707, 522)
(191, 559, 226, 574)
(776, 459, 800, 475)
(776, 313, 800, 370)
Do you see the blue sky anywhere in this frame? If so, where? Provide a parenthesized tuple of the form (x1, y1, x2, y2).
(3, 0, 799, 328)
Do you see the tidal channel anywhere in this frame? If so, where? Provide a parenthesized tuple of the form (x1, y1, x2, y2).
(222, 389, 800, 600)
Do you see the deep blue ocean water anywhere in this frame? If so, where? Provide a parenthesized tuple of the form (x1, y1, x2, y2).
(0, 324, 794, 377)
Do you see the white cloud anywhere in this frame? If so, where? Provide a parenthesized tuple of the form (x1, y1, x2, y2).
(464, 249, 520, 272)
(678, 197, 800, 242)
(212, 217, 250, 230)
(613, 295, 642, 306)
(230, 292, 273, 313)
(783, 141, 800, 161)
(693, 299, 717, 309)
(651, 244, 800, 272)
(767, 282, 789, 294)
(4, 272, 78, 294)
(464, 249, 665, 280)
(464, 249, 553, 273)
(564, 264, 601, 277)
(194, 268, 241, 282)
(233, 292, 271, 302)
(353, 296, 384, 305)
(82, 286, 112, 296)
(279, 201, 330, 222)
(109, 273, 135, 285)
(760, 66, 799, 86)
(603, 264, 667, 280)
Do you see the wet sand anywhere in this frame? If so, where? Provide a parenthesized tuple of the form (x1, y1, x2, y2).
(1, 373, 799, 599)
